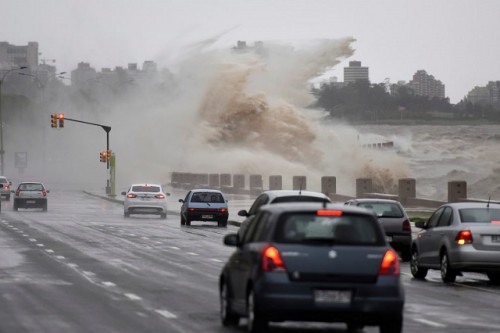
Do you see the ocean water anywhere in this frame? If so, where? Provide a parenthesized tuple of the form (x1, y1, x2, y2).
(354, 124, 500, 201)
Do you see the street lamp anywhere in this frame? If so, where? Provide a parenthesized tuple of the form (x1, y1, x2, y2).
(0, 66, 28, 175)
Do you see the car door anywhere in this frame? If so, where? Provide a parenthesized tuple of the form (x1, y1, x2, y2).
(417, 207, 444, 265)
(180, 191, 191, 217)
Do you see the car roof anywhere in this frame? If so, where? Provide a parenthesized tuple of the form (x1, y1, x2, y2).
(190, 189, 225, 194)
(348, 198, 402, 204)
(130, 183, 162, 187)
(262, 190, 330, 200)
(444, 202, 500, 209)
(19, 181, 44, 185)
(260, 202, 375, 216)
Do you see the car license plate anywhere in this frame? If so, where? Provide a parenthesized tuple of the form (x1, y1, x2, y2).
(492, 236, 500, 243)
(314, 290, 351, 304)
(385, 235, 393, 242)
(202, 215, 213, 219)
(26, 200, 36, 204)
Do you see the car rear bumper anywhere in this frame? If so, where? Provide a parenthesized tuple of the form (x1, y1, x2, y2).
(125, 205, 167, 214)
(389, 234, 411, 250)
(450, 247, 500, 272)
(253, 273, 404, 323)
(14, 198, 46, 207)
(186, 212, 228, 222)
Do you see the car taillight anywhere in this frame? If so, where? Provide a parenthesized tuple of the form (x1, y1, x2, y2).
(42, 190, 47, 197)
(15, 189, 20, 196)
(317, 210, 343, 216)
(456, 230, 473, 245)
(402, 219, 411, 232)
(127, 194, 137, 198)
(188, 208, 197, 212)
(4, 184, 9, 189)
(155, 194, 165, 199)
(219, 208, 227, 213)
(379, 249, 400, 276)
(261, 245, 286, 272)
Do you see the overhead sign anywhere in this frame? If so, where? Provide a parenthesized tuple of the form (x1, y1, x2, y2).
(15, 152, 27, 169)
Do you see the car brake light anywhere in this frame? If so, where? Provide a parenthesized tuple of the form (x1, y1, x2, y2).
(261, 245, 286, 272)
(491, 221, 500, 225)
(317, 210, 343, 216)
(219, 208, 227, 213)
(42, 190, 47, 197)
(456, 230, 473, 245)
(379, 249, 400, 276)
(402, 219, 411, 232)
(15, 189, 20, 196)
(188, 208, 196, 212)
(127, 194, 137, 198)
(155, 194, 165, 199)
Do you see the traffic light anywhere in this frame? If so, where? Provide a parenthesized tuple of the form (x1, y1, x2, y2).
(99, 151, 107, 163)
(57, 113, 65, 128)
(50, 113, 57, 128)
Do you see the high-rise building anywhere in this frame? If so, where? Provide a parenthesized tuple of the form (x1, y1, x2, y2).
(467, 81, 500, 109)
(343, 61, 369, 84)
(0, 41, 38, 69)
(408, 70, 445, 99)
(70, 62, 97, 88)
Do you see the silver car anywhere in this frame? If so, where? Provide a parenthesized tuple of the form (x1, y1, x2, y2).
(0, 176, 12, 200)
(410, 202, 500, 284)
(344, 199, 412, 261)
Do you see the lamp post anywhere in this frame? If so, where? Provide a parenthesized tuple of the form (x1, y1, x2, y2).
(0, 66, 28, 175)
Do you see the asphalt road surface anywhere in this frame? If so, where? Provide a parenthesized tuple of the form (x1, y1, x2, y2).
(1, 190, 500, 333)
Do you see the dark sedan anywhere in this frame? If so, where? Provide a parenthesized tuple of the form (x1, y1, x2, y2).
(219, 202, 405, 332)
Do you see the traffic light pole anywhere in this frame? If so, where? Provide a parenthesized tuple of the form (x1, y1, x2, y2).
(54, 116, 113, 195)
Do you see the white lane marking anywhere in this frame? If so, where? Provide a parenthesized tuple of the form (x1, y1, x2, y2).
(124, 293, 142, 301)
(413, 318, 446, 328)
(12, 227, 18, 230)
(22, 234, 29, 237)
(45, 249, 55, 253)
(129, 234, 136, 237)
(56, 255, 66, 260)
(210, 258, 223, 263)
(102, 281, 116, 287)
(155, 309, 178, 319)
(187, 252, 199, 256)
(36, 244, 45, 247)
(83, 271, 96, 276)
(141, 236, 150, 240)
(154, 241, 163, 244)
(168, 246, 180, 250)
(68, 263, 78, 268)
(29, 238, 37, 242)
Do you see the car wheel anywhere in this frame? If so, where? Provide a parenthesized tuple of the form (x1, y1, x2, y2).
(487, 272, 500, 285)
(219, 219, 228, 227)
(440, 251, 457, 283)
(160, 213, 167, 219)
(42, 203, 48, 212)
(410, 247, 428, 279)
(379, 314, 403, 333)
(180, 215, 186, 225)
(186, 218, 191, 226)
(124, 211, 130, 218)
(247, 289, 268, 333)
(220, 280, 240, 326)
(401, 247, 411, 262)
(13, 201, 18, 211)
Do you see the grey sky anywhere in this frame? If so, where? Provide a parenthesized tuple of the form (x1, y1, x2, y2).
(2, 0, 499, 103)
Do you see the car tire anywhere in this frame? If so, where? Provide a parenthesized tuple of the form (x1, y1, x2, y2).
(186, 219, 191, 226)
(440, 251, 457, 283)
(379, 315, 403, 333)
(13, 201, 18, 211)
(160, 213, 167, 219)
(247, 289, 268, 333)
(220, 280, 240, 326)
(180, 215, 186, 225)
(42, 202, 48, 212)
(487, 272, 500, 285)
(124, 211, 130, 218)
(410, 247, 428, 279)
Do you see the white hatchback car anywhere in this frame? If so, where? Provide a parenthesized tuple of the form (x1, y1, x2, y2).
(13, 181, 49, 211)
(121, 184, 169, 219)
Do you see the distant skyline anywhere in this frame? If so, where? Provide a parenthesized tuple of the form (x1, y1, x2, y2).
(2, 0, 500, 103)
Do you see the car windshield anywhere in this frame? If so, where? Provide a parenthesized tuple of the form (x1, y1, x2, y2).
(19, 183, 43, 191)
(0, 178, 7, 184)
(272, 196, 329, 204)
(191, 192, 224, 203)
(132, 186, 160, 193)
(274, 213, 384, 246)
(358, 202, 404, 218)
(459, 208, 500, 223)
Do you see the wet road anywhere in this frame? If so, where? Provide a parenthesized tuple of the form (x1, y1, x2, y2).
(1, 190, 499, 333)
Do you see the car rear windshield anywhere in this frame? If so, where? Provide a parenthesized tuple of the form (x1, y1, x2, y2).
(358, 202, 404, 218)
(132, 186, 161, 193)
(271, 196, 329, 204)
(191, 192, 224, 203)
(459, 208, 500, 223)
(19, 183, 43, 191)
(274, 212, 385, 246)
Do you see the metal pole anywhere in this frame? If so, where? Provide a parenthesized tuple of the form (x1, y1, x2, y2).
(0, 79, 4, 175)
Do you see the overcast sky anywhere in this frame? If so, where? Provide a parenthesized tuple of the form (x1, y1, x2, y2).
(2, 0, 500, 103)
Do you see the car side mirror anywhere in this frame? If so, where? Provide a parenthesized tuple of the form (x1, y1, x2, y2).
(415, 221, 426, 229)
(179, 199, 184, 203)
(121, 191, 126, 195)
(46, 190, 50, 193)
(166, 193, 171, 196)
(223, 233, 239, 247)
(238, 209, 249, 217)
